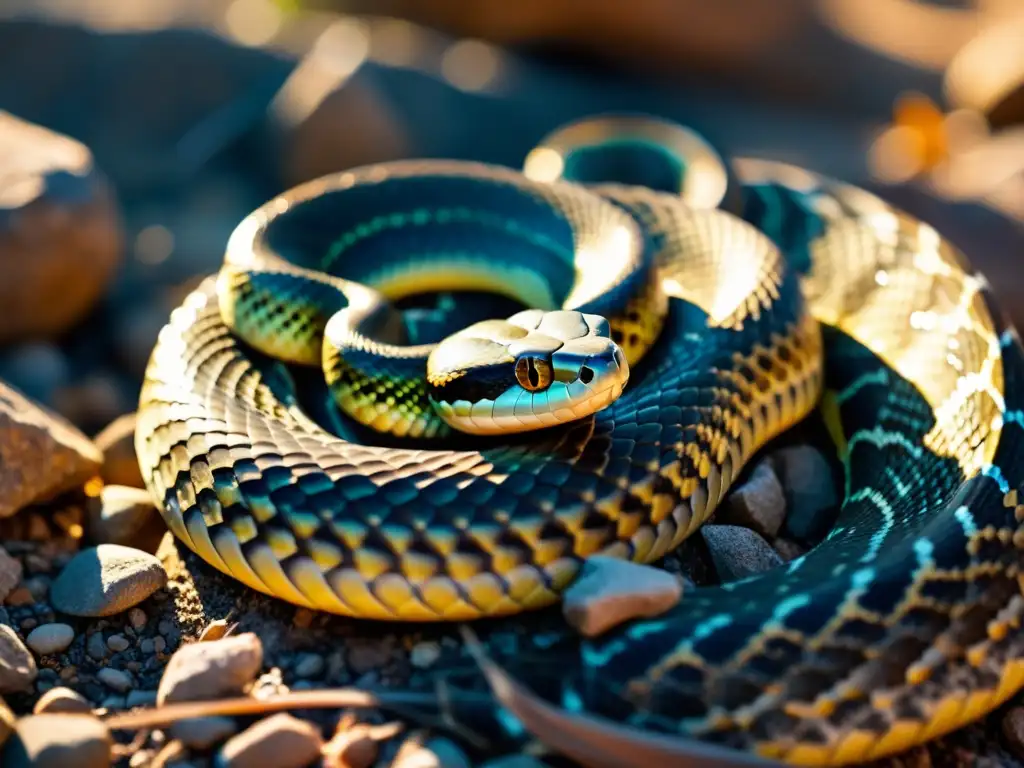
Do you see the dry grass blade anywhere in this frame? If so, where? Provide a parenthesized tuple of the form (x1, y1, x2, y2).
(459, 626, 784, 768)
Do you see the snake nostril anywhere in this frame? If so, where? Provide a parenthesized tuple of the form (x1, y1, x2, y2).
(579, 365, 595, 384)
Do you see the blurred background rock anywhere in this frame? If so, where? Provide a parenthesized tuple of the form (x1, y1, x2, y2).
(0, 0, 1020, 429)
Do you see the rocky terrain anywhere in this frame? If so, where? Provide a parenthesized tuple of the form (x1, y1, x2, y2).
(1, 12, 1024, 768)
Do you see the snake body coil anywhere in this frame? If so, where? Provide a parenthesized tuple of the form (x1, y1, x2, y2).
(135, 115, 1024, 765)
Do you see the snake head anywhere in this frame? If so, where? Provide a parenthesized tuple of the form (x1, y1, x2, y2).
(426, 309, 628, 435)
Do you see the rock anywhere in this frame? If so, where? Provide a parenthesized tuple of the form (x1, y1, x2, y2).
(0, 111, 122, 344)
(0, 380, 103, 518)
(87, 485, 164, 553)
(97, 668, 133, 692)
(0, 696, 14, 750)
(771, 445, 839, 541)
(409, 642, 441, 669)
(93, 413, 144, 488)
(128, 607, 147, 630)
(0, 343, 70, 406)
(86, 632, 108, 661)
(394, 736, 471, 768)
(125, 689, 157, 709)
(1003, 707, 1024, 760)
(718, 460, 786, 539)
(479, 757, 548, 768)
(702, 525, 785, 582)
(0, 713, 111, 768)
(99, 695, 125, 710)
(346, 641, 392, 675)
(561, 555, 683, 637)
(774, 537, 807, 562)
(0, 547, 22, 602)
(170, 716, 237, 750)
(322, 723, 380, 768)
(157, 633, 263, 705)
(50, 544, 166, 617)
(216, 713, 323, 768)
(293, 653, 324, 679)
(25, 623, 75, 656)
(4, 586, 33, 607)
(107, 634, 130, 653)
(0, 624, 37, 693)
(33, 686, 91, 714)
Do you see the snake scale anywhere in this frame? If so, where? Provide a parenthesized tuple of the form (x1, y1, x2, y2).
(135, 115, 1024, 765)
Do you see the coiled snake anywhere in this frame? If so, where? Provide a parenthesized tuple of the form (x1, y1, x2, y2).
(135, 115, 1024, 765)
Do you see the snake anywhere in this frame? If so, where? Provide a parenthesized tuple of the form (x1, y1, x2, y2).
(134, 114, 1024, 766)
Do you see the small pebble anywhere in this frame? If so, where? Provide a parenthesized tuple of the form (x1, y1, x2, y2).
(718, 460, 787, 539)
(409, 642, 441, 669)
(88, 485, 164, 553)
(153, 636, 166, 654)
(771, 445, 838, 541)
(128, 607, 147, 630)
(346, 641, 392, 675)
(322, 722, 389, 768)
(86, 633, 108, 661)
(99, 695, 126, 711)
(26, 624, 75, 656)
(479, 757, 548, 768)
(293, 653, 324, 679)
(158, 633, 263, 705)
(125, 690, 157, 708)
(394, 736, 471, 768)
(170, 716, 237, 750)
(774, 537, 807, 562)
(562, 556, 683, 637)
(33, 686, 91, 714)
(701, 525, 785, 582)
(217, 713, 323, 768)
(5, 587, 33, 607)
(1, 713, 112, 768)
(97, 668, 133, 693)
(20, 618, 37, 632)
(140, 638, 155, 654)
(107, 634, 130, 653)
(0, 625, 38, 693)
(50, 544, 167, 617)
(23, 577, 49, 603)
(0, 547, 22, 603)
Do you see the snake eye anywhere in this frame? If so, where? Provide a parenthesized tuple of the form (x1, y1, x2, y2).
(515, 356, 553, 391)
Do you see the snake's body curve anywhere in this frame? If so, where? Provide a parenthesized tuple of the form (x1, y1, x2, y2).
(135, 119, 1024, 765)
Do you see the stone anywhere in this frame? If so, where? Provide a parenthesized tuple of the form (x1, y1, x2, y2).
(86, 632, 108, 661)
(0, 713, 111, 768)
(774, 537, 807, 562)
(718, 460, 787, 539)
(393, 736, 471, 768)
(479, 757, 548, 768)
(157, 633, 263, 705)
(0, 547, 22, 602)
(50, 544, 166, 617)
(97, 668, 133, 692)
(125, 689, 157, 708)
(561, 555, 683, 637)
(409, 642, 441, 669)
(99, 695, 125, 710)
(771, 445, 839, 541)
(107, 634, 130, 652)
(128, 607, 147, 630)
(322, 723, 379, 768)
(170, 716, 237, 750)
(25, 623, 74, 656)
(93, 413, 144, 489)
(293, 653, 324, 679)
(0, 111, 122, 344)
(346, 641, 392, 675)
(0, 624, 37, 693)
(216, 712, 323, 768)
(87, 485, 164, 553)
(0, 380, 103, 518)
(1003, 707, 1024, 760)
(701, 525, 785, 582)
(33, 686, 91, 714)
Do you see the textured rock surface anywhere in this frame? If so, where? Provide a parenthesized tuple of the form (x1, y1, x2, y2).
(49, 544, 166, 616)
(92, 413, 144, 489)
(217, 712, 323, 768)
(24, 624, 74, 656)
(0, 546, 23, 602)
(157, 633, 263, 705)
(0, 625, 37, 694)
(0, 381, 103, 518)
(718, 460, 787, 539)
(701, 524, 785, 581)
(0, 111, 122, 343)
(86, 484, 164, 552)
(0, 713, 111, 768)
(32, 686, 91, 715)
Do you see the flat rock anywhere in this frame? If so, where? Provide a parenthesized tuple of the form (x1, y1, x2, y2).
(701, 525, 785, 582)
(216, 712, 323, 768)
(50, 544, 166, 617)
(87, 484, 164, 552)
(0, 380, 103, 518)
(0, 111, 122, 343)
(25, 623, 75, 656)
(718, 460, 787, 539)
(562, 555, 683, 637)
(158, 633, 263, 705)
(0, 713, 111, 768)
(170, 716, 238, 750)
(0, 624, 37, 693)
(771, 445, 839, 541)
(33, 686, 91, 714)
(93, 413, 144, 489)
(0, 546, 22, 602)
